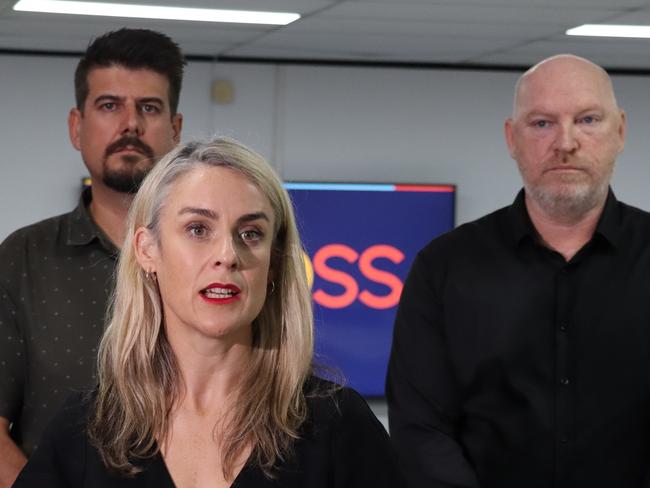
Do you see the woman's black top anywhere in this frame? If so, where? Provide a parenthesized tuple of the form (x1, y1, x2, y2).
(13, 380, 404, 487)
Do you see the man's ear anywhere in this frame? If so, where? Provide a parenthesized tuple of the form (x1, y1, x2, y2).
(617, 109, 627, 154)
(133, 227, 159, 272)
(68, 108, 83, 151)
(504, 117, 517, 160)
(171, 113, 183, 144)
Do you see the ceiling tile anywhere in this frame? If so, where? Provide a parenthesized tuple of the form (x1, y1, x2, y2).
(225, 44, 482, 63)
(279, 16, 565, 39)
(354, 0, 649, 8)
(0, 12, 271, 53)
(56, 0, 336, 14)
(600, 9, 650, 24)
(226, 29, 519, 61)
(474, 36, 650, 68)
(321, 2, 623, 25)
(3, 0, 650, 68)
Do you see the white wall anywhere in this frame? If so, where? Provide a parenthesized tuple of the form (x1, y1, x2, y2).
(0, 56, 214, 239)
(208, 63, 526, 226)
(2, 54, 649, 426)
(2, 55, 648, 242)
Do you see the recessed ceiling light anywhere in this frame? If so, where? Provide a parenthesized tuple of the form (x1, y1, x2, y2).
(13, 0, 300, 25)
(567, 24, 650, 39)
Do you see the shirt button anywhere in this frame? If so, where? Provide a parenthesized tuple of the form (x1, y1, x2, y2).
(560, 436, 569, 444)
(560, 378, 570, 386)
(559, 323, 567, 331)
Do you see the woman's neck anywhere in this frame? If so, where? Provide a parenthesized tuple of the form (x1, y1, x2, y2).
(168, 327, 253, 416)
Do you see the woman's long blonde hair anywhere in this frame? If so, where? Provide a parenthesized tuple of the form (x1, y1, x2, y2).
(88, 138, 314, 479)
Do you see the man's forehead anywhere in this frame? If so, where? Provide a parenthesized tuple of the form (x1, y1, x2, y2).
(517, 95, 606, 118)
(515, 60, 616, 116)
(520, 84, 611, 109)
(86, 66, 169, 94)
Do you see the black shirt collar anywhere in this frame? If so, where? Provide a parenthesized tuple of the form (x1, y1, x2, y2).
(65, 188, 119, 254)
(509, 189, 535, 246)
(508, 187, 620, 251)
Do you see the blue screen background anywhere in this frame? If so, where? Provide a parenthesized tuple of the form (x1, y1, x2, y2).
(286, 185, 455, 397)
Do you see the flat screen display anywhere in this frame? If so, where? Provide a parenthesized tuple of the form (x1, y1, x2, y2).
(285, 182, 456, 397)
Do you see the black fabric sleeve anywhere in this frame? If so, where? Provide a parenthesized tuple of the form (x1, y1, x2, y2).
(12, 392, 88, 487)
(329, 387, 405, 487)
(0, 281, 25, 423)
(386, 251, 480, 488)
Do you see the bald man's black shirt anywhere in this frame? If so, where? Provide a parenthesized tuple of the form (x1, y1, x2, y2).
(387, 189, 650, 488)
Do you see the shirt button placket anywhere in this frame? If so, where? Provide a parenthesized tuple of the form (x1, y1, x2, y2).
(555, 264, 573, 485)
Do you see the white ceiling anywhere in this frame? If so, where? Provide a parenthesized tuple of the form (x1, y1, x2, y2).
(3, 0, 650, 69)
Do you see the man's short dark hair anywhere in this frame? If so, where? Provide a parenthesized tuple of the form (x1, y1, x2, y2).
(74, 28, 186, 115)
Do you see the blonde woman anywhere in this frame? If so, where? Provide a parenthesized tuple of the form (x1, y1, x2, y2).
(14, 138, 404, 487)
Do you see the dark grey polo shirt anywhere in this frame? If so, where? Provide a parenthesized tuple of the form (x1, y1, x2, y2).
(0, 188, 118, 454)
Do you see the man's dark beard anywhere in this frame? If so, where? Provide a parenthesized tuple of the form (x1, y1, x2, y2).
(102, 136, 156, 194)
(102, 160, 151, 194)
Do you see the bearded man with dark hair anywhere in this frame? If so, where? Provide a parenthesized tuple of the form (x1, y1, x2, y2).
(0, 28, 185, 487)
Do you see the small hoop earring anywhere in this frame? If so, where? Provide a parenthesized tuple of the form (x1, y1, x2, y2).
(268, 280, 275, 294)
(145, 270, 157, 282)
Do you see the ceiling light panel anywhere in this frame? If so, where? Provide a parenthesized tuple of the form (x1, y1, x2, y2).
(13, 0, 300, 25)
(567, 24, 650, 39)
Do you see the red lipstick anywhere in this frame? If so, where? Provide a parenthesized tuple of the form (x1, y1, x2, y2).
(199, 282, 241, 305)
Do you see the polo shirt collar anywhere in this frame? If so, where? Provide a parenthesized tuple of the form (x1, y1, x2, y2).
(508, 187, 620, 251)
(65, 188, 119, 254)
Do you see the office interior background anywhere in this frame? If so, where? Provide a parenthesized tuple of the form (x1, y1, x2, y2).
(3, 0, 650, 423)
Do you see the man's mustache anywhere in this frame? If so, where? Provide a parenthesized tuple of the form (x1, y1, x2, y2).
(105, 136, 154, 160)
(543, 154, 588, 170)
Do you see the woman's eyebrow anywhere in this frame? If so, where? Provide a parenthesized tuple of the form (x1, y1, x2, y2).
(178, 207, 217, 219)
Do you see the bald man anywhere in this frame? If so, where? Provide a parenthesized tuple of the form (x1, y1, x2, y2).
(387, 55, 650, 487)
